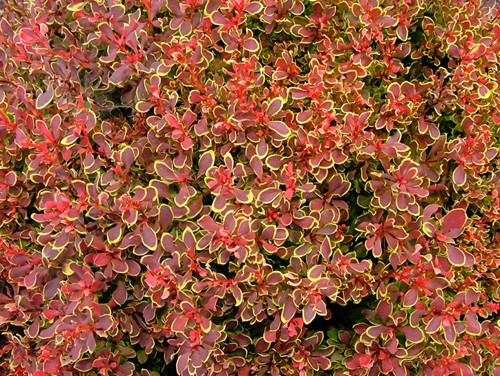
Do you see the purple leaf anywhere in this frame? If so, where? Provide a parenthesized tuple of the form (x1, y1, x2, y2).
(109, 64, 131, 85)
(399, 326, 424, 343)
(141, 224, 157, 250)
(36, 86, 54, 109)
(453, 164, 466, 186)
(268, 121, 290, 138)
(442, 209, 467, 238)
(257, 188, 281, 204)
(242, 37, 259, 52)
(267, 97, 284, 117)
(446, 244, 466, 266)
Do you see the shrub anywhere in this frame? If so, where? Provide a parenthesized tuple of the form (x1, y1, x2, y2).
(0, 0, 499, 375)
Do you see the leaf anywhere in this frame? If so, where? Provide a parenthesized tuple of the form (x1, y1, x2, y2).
(442, 209, 467, 238)
(477, 85, 491, 99)
(141, 224, 157, 250)
(199, 215, 219, 231)
(267, 97, 284, 117)
(366, 325, 386, 338)
(121, 146, 137, 170)
(402, 288, 418, 307)
(453, 164, 466, 186)
(268, 121, 290, 138)
(397, 25, 408, 41)
(245, 2, 263, 14)
(443, 322, 456, 344)
(399, 326, 424, 343)
(112, 279, 128, 305)
(307, 265, 324, 281)
(465, 311, 481, 335)
(256, 139, 268, 158)
(111, 259, 129, 274)
(242, 38, 259, 52)
(445, 244, 465, 266)
(197, 150, 215, 178)
(175, 185, 194, 207)
(110, 64, 132, 85)
(257, 188, 281, 204)
(297, 110, 313, 124)
(154, 161, 175, 181)
(289, 88, 308, 99)
(235, 189, 252, 203)
(281, 299, 296, 323)
(302, 304, 316, 325)
(425, 316, 441, 334)
(136, 100, 153, 113)
(107, 224, 123, 244)
(67, 2, 86, 11)
(36, 86, 54, 109)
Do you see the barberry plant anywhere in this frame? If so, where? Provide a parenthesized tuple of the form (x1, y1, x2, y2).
(0, 0, 499, 375)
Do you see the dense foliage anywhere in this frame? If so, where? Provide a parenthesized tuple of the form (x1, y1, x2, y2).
(1, 0, 500, 375)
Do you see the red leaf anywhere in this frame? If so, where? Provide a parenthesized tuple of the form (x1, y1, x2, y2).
(112, 279, 128, 305)
(238, 366, 251, 376)
(358, 354, 373, 368)
(197, 151, 215, 178)
(199, 215, 219, 231)
(111, 259, 129, 273)
(366, 325, 387, 338)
